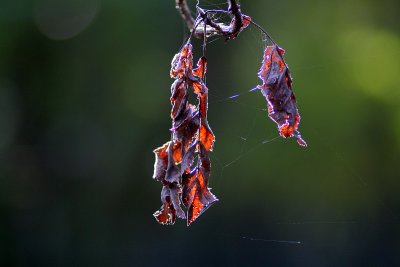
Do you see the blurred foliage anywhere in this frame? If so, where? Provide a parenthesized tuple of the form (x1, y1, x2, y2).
(0, 0, 399, 266)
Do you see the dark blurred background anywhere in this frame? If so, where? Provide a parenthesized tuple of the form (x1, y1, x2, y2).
(1, 0, 399, 266)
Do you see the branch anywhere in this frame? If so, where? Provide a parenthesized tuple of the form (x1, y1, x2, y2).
(175, 0, 195, 30)
(227, 0, 243, 37)
(176, 0, 245, 40)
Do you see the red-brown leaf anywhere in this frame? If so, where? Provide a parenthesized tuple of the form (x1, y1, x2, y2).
(199, 92, 208, 118)
(173, 109, 200, 149)
(153, 200, 175, 225)
(192, 81, 203, 95)
(192, 56, 207, 79)
(171, 141, 182, 163)
(199, 118, 215, 151)
(170, 43, 193, 78)
(153, 185, 185, 225)
(257, 45, 306, 147)
(170, 78, 188, 119)
(242, 15, 251, 29)
(182, 166, 218, 226)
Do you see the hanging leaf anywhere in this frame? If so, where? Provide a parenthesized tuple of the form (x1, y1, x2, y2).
(152, 142, 169, 182)
(170, 79, 188, 119)
(182, 145, 218, 225)
(153, 185, 186, 225)
(199, 118, 215, 151)
(257, 45, 307, 147)
(170, 43, 193, 78)
(180, 141, 197, 174)
(193, 56, 207, 79)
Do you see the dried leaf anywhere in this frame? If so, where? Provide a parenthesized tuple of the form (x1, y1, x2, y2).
(170, 43, 193, 78)
(193, 56, 207, 79)
(171, 141, 182, 164)
(192, 81, 203, 95)
(172, 104, 197, 131)
(173, 110, 200, 148)
(165, 142, 181, 183)
(257, 45, 307, 147)
(180, 141, 197, 174)
(152, 142, 170, 181)
(153, 185, 185, 225)
(199, 143, 211, 175)
(170, 78, 188, 119)
(199, 91, 208, 118)
(199, 118, 215, 151)
(182, 167, 218, 226)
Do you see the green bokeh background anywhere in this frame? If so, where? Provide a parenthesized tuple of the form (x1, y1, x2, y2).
(1, 0, 399, 266)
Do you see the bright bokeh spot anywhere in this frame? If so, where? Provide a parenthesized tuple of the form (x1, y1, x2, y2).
(33, 0, 100, 40)
(338, 28, 400, 102)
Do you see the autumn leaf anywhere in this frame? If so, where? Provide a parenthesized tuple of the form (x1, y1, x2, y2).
(257, 45, 307, 147)
(193, 56, 207, 79)
(182, 148, 218, 225)
(153, 184, 186, 225)
(152, 142, 169, 182)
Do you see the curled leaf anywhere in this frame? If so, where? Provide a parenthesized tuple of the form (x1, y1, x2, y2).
(170, 43, 193, 78)
(199, 90, 208, 118)
(192, 81, 205, 95)
(170, 78, 188, 119)
(199, 118, 215, 151)
(257, 45, 306, 146)
(174, 109, 200, 148)
(180, 141, 197, 174)
(171, 141, 182, 164)
(172, 104, 197, 131)
(193, 56, 207, 79)
(182, 167, 218, 226)
(165, 141, 181, 183)
(152, 142, 169, 181)
(153, 185, 185, 225)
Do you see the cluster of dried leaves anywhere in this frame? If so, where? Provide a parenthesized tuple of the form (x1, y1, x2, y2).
(152, 43, 217, 226)
(152, 2, 306, 226)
